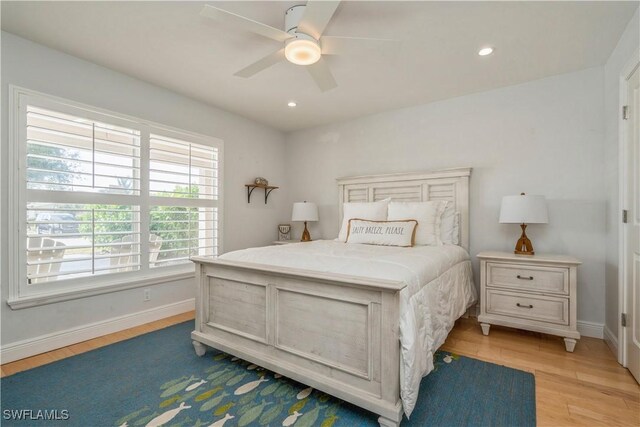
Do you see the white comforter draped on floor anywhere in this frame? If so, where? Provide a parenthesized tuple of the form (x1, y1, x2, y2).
(220, 240, 477, 416)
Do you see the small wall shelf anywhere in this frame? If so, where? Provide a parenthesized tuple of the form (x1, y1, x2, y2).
(246, 184, 279, 204)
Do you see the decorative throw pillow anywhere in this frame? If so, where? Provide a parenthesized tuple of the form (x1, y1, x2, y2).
(346, 219, 418, 247)
(387, 201, 447, 246)
(336, 198, 390, 242)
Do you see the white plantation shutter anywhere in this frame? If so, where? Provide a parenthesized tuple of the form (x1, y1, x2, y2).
(25, 105, 142, 284)
(11, 89, 223, 301)
(150, 134, 218, 199)
(149, 133, 219, 267)
(27, 106, 140, 195)
(26, 204, 141, 283)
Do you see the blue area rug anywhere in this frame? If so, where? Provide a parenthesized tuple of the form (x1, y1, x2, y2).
(1, 321, 535, 426)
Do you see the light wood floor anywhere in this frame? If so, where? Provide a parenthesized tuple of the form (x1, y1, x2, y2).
(441, 318, 640, 427)
(2, 313, 638, 426)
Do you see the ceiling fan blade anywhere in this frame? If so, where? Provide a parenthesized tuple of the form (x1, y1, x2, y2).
(297, 1, 341, 40)
(200, 5, 292, 42)
(307, 57, 337, 92)
(234, 49, 285, 78)
(321, 36, 400, 56)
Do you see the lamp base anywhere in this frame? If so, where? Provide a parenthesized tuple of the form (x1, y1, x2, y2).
(300, 221, 312, 242)
(514, 223, 534, 255)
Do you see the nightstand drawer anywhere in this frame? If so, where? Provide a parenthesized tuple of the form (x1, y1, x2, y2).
(486, 289, 569, 325)
(487, 262, 568, 295)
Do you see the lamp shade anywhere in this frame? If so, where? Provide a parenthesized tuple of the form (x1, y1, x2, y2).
(292, 202, 319, 222)
(499, 194, 548, 224)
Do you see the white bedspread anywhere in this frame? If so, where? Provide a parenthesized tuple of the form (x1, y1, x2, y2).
(219, 240, 476, 417)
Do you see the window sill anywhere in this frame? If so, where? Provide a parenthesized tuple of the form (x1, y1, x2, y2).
(6, 270, 195, 310)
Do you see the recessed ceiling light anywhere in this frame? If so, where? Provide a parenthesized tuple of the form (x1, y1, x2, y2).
(478, 47, 494, 56)
(287, 101, 297, 108)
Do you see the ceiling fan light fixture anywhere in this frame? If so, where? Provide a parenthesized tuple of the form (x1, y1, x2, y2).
(285, 38, 322, 66)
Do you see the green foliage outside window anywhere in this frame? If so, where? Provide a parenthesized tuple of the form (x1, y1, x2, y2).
(76, 206, 135, 250)
(150, 186, 201, 261)
(26, 144, 79, 189)
(75, 185, 206, 261)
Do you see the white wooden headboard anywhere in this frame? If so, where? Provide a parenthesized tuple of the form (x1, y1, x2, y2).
(337, 168, 472, 250)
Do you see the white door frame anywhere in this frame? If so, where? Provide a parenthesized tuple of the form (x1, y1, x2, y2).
(618, 50, 640, 365)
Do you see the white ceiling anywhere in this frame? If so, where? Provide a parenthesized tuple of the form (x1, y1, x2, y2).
(2, 1, 637, 132)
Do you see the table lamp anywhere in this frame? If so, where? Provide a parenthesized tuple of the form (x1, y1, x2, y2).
(292, 201, 319, 242)
(499, 193, 548, 255)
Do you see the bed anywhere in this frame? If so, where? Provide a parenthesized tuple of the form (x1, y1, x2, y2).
(191, 168, 476, 426)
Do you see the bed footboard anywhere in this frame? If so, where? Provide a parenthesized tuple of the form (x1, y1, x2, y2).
(191, 257, 406, 426)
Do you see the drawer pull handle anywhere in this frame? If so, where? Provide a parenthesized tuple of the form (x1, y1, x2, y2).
(517, 275, 534, 280)
(516, 303, 533, 309)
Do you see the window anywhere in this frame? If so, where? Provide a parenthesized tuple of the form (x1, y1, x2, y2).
(9, 87, 223, 306)
(149, 134, 219, 267)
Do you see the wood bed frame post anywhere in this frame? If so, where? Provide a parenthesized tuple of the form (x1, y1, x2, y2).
(378, 290, 403, 426)
(193, 262, 207, 356)
(378, 416, 401, 427)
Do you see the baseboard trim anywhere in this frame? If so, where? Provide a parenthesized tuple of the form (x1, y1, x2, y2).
(577, 320, 604, 339)
(0, 298, 195, 364)
(603, 325, 619, 359)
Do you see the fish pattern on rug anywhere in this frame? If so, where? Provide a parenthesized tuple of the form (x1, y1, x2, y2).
(115, 351, 370, 427)
(0, 321, 535, 427)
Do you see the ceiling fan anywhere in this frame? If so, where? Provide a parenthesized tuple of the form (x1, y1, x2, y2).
(200, 1, 394, 92)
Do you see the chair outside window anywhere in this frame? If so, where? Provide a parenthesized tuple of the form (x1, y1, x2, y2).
(27, 237, 67, 284)
(149, 234, 163, 265)
(109, 234, 162, 272)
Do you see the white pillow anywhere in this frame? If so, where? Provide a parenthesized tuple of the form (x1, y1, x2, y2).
(387, 201, 447, 246)
(337, 198, 390, 242)
(440, 204, 459, 245)
(346, 219, 418, 247)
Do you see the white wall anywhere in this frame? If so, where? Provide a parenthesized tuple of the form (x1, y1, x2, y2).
(603, 9, 639, 343)
(2, 20, 628, 354)
(285, 67, 607, 327)
(0, 32, 288, 348)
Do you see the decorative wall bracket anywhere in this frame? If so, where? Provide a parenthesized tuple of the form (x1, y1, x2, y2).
(246, 184, 279, 204)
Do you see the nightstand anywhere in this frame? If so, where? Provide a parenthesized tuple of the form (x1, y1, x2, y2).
(477, 251, 581, 352)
